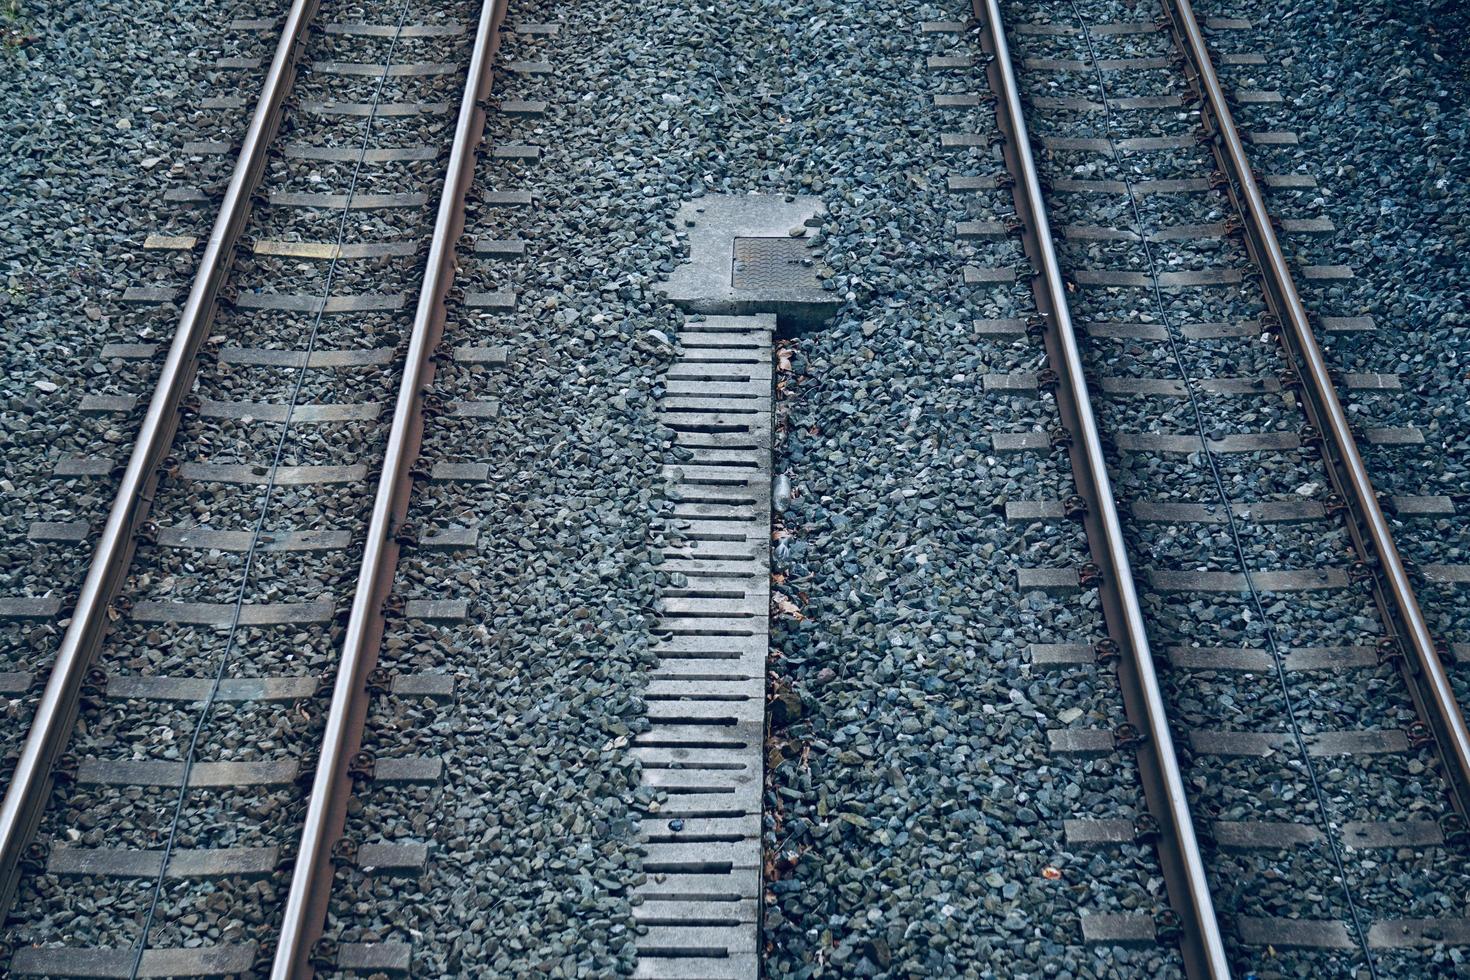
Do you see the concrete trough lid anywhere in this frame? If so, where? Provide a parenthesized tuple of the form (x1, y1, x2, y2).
(659, 193, 837, 329)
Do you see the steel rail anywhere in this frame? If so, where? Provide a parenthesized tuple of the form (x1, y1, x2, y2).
(973, 2, 1231, 975)
(0, 0, 320, 916)
(1161, 0, 1470, 820)
(270, 0, 510, 972)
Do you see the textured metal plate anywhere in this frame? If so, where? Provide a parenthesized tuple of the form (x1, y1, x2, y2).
(731, 237, 818, 290)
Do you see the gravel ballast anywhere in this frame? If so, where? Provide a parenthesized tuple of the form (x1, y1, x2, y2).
(1007, 0, 1470, 975)
(1193, 0, 1470, 695)
(325, 0, 1178, 975)
(4, 0, 1470, 974)
(757, 3, 1181, 977)
(0, 0, 280, 761)
(4, 0, 494, 961)
(318, 8, 676, 976)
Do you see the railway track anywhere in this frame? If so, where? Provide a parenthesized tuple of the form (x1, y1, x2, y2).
(3, 0, 1468, 975)
(923, 0, 1470, 975)
(0, 0, 516, 973)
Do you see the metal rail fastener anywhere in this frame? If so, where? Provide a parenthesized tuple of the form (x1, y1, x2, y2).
(1161, 0, 1470, 820)
(972, 1, 1231, 976)
(270, 0, 511, 973)
(0, 0, 321, 916)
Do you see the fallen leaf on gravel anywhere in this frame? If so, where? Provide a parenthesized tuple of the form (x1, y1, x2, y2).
(772, 593, 805, 620)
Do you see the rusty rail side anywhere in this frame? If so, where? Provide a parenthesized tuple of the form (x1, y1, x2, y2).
(0, 0, 320, 916)
(972, 2, 1231, 976)
(1161, 0, 1470, 822)
(270, 0, 511, 973)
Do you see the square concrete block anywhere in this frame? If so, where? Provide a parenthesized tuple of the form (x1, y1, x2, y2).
(659, 194, 836, 328)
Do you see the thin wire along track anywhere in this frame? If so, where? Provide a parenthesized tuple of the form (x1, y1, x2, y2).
(8, 1, 1459, 975)
(971, 1, 1231, 976)
(1161, 0, 1470, 824)
(271, 0, 511, 973)
(977, 0, 1470, 974)
(0, 0, 321, 919)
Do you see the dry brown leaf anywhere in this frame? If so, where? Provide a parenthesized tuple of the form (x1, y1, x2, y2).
(772, 593, 805, 621)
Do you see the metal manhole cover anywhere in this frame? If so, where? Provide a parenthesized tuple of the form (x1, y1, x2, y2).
(731, 236, 819, 290)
